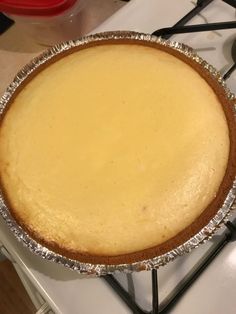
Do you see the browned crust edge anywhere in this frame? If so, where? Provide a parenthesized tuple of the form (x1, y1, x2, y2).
(0, 37, 236, 265)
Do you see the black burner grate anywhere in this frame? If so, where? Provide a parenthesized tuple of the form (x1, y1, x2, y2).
(152, 0, 236, 79)
(104, 221, 236, 314)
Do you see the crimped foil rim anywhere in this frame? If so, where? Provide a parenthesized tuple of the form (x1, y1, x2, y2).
(0, 31, 235, 276)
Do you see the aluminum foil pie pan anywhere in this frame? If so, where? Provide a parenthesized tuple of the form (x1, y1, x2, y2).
(0, 31, 236, 276)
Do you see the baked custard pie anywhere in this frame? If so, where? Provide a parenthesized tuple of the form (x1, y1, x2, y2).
(0, 40, 235, 265)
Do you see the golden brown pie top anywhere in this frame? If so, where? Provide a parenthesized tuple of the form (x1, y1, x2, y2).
(0, 42, 234, 264)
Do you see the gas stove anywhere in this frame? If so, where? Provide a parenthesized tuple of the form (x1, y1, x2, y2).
(0, 1, 236, 313)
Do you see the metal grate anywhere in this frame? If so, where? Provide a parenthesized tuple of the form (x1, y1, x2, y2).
(103, 221, 236, 314)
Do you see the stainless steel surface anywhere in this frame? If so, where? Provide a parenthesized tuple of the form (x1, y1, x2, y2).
(0, 31, 235, 276)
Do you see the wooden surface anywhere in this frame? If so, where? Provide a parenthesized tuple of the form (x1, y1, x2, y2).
(0, 260, 35, 314)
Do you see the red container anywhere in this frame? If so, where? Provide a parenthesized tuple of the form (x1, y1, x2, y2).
(0, 0, 87, 45)
(0, 0, 78, 16)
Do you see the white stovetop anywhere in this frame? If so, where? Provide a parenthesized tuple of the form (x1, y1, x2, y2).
(0, 0, 236, 313)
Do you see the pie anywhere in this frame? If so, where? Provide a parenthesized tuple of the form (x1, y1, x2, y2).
(0, 39, 235, 264)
